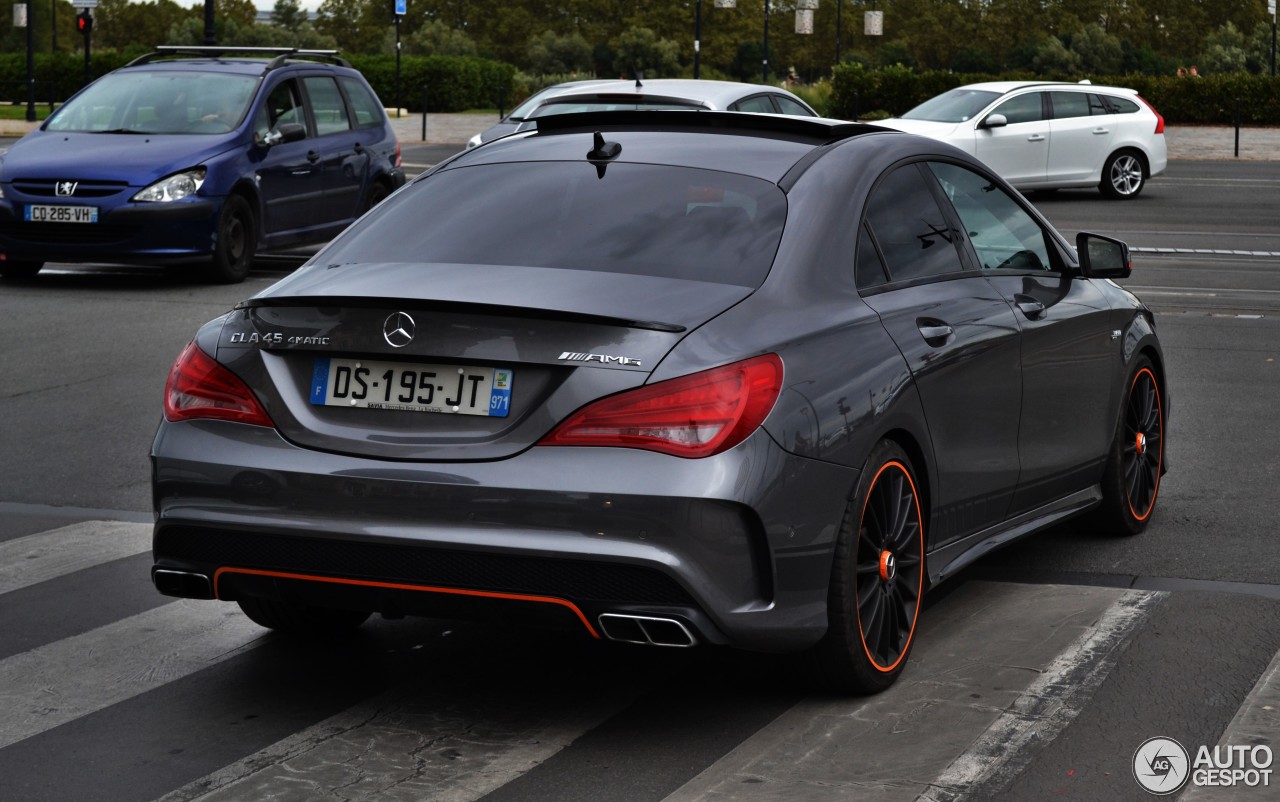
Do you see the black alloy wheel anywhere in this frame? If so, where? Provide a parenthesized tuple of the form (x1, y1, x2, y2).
(805, 439, 926, 694)
(1122, 365, 1164, 522)
(1091, 356, 1164, 535)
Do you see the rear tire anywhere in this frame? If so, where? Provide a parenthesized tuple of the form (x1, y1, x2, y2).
(237, 596, 370, 635)
(363, 181, 390, 214)
(0, 260, 44, 280)
(1089, 356, 1164, 535)
(1100, 151, 1146, 199)
(803, 440, 926, 694)
(207, 195, 256, 284)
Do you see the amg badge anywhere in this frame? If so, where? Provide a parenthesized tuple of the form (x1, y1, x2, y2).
(558, 351, 642, 367)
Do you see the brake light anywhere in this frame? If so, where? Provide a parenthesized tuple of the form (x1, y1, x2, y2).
(164, 341, 274, 427)
(539, 354, 783, 458)
(394, 142, 402, 169)
(1138, 95, 1165, 134)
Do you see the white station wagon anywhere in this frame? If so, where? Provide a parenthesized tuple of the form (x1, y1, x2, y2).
(878, 81, 1168, 199)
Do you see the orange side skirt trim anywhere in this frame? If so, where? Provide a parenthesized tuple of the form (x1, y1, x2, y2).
(213, 566, 601, 639)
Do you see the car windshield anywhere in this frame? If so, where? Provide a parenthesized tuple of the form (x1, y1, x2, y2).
(901, 89, 1001, 122)
(527, 99, 705, 119)
(46, 70, 258, 134)
(321, 161, 788, 287)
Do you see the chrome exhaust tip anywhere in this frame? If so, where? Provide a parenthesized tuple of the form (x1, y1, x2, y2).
(152, 569, 214, 600)
(598, 613, 697, 647)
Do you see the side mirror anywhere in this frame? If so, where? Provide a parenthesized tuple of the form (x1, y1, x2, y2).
(262, 122, 306, 147)
(980, 113, 1008, 129)
(1076, 232, 1131, 279)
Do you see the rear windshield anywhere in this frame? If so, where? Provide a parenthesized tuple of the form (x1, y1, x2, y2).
(901, 89, 1001, 122)
(322, 162, 788, 287)
(528, 98, 705, 118)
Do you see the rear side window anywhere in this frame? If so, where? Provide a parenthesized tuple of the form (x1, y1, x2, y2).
(733, 95, 776, 114)
(303, 76, 351, 135)
(775, 96, 815, 117)
(1050, 92, 1111, 119)
(321, 162, 787, 287)
(1105, 96, 1140, 114)
(340, 78, 384, 129)
(863, 165, 965, 283)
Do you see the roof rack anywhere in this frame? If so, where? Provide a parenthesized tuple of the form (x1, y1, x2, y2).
(125, 46, 350, 69)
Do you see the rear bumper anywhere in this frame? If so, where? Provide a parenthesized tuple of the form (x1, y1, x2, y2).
(151, 418, 857, 652)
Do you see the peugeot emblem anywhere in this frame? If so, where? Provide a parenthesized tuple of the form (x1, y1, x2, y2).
(383, 311, 415, 348)
(55, 181, 78, 197)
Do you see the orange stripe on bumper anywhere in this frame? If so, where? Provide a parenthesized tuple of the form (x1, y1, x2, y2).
(213, 566, 601, 639)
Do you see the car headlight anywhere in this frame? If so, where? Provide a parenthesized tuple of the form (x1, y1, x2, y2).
(133, 168, 207, 202)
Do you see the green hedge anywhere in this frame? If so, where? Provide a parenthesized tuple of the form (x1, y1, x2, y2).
(347, 55, 514, 113)
(832, 65, 1280, 125)
(0, 51, 514, 114)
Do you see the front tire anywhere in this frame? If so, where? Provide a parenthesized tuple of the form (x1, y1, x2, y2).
(237, 596, 371, 636)
(804, 440, 926, 694)
(1090, 356, 1165, 535)
(207, 195, 256, 284)
(1100, 151, 1146, 199)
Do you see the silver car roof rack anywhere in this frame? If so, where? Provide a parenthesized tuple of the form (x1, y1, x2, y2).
(125, 46, 350, 70)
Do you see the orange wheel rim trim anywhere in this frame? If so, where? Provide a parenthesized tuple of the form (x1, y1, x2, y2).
(854, 460, 925, 674)
(1127, 367, 1163, 522)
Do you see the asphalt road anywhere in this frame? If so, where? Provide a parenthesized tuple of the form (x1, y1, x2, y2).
(2, 158, 1279, 801)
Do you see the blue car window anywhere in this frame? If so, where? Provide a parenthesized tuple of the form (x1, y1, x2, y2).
(339, 78, 384, 129)
(303, 77, 351, 136)
(47, 70, 256, 134)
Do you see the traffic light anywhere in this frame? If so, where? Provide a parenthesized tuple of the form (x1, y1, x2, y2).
(76, 11, 93, 34)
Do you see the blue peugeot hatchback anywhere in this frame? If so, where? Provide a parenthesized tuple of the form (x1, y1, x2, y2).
(0, 47, 404, 283)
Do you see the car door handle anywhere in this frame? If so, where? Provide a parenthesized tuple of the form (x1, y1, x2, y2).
(1026, 134, 1046, 142)
(307, 150, 320, 163)
(917, 320, 954, 346)
(1093, 128, 1111, 135)
(1014, 295, 1046, 319)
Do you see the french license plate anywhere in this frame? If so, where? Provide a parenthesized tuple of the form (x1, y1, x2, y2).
(310, 358, 512, 417)
(24, 204, 98, 223)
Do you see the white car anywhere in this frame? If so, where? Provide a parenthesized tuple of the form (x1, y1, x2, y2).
(467, 78, 818, 149)
(877, 81, 1167, 199)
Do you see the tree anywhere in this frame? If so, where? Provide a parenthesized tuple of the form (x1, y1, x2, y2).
(526, 30, 592, 75)
(1033, 36, 1081, 75)
(613, 27, 680, 78)
(271, 0, 308, 34)
(405, 19, 477, 56)
(1071, 24, 1123, 74)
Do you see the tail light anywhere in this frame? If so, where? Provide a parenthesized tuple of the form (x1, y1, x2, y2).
(539, 354, 783, 458)
(1138, 95, 1165, 134)
(164, 341, 274, 427)
(394, 142, 402, 169)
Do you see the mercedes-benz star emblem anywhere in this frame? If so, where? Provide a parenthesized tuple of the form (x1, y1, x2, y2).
(383, 312, 416, 348)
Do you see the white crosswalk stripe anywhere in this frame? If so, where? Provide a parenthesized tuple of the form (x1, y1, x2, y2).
(0, 521, 151, 595)
(1, 519, 1278, 802)
(0, 599, 267, 751)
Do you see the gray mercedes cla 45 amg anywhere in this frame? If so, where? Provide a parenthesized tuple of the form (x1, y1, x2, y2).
(151, 111, 1168, 694)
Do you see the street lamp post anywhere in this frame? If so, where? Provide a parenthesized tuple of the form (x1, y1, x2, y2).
(25, 0, 36, 121)
(694, 0, 702, 79)
(762, 0, 770, 83)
